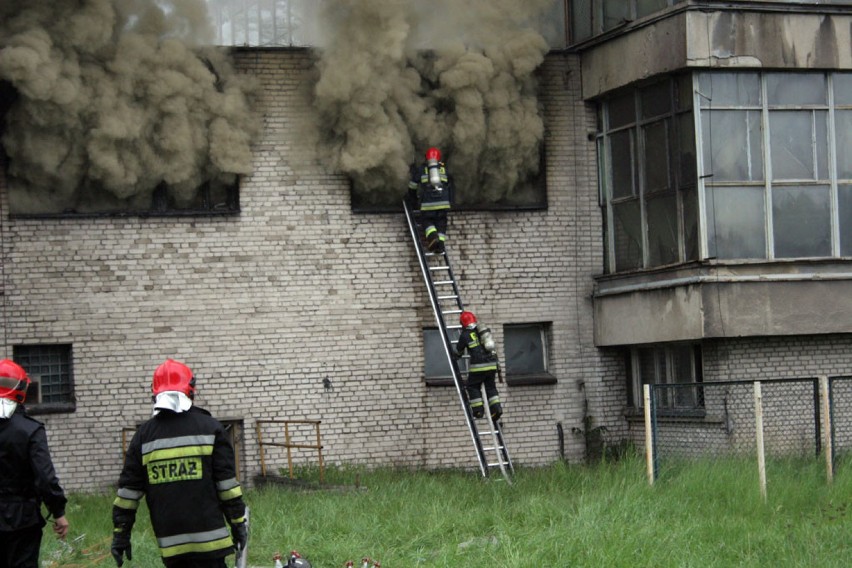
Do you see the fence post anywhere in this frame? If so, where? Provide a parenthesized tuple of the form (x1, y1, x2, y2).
(820, 375, 833, 484)
(754, 382, 767, 502)
(644, 384, 654, 485)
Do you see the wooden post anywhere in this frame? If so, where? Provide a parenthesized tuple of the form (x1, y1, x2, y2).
(754, 382, 767, 502)
(285, 422, 294, 479)
(821, 376, 833, 484)
(644, 384, 654, 485)
(255, 421, 267, 477)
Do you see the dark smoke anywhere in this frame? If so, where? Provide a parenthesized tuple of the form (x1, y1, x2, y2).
(312, 0, 553, 205)
(0, 0, 259, 214)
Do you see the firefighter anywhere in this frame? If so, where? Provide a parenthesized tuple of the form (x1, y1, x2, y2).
(408, 147, 451, 253)
(455, 311, 503, 421)
(0, 359, 69, 568)
(111, 359, 248, 568)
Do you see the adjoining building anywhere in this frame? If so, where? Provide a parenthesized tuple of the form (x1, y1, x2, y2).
(0, 1, 850, 491)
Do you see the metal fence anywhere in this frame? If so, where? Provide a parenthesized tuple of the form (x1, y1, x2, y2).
(645, 376, 852, 487)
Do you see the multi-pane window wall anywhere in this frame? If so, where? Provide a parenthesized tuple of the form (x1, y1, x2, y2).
(598, 76, 699, 273)
(700, 71, 852, 260)
(599, 71, 852, 274)
(569, 0, 685, 44)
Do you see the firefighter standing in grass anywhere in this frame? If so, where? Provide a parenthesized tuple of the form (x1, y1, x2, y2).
(455, 311, 503, 421)
(408, 147, 452, 253)
(0, 359, 69, 568)
(111, 359, 247, 568)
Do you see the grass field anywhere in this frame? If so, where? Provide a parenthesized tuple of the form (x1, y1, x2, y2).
(39, 454, 852, 567)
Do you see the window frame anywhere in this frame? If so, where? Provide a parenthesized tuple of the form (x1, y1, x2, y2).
(598, 75, 697, 273)
(503, 322, 557, 386)
(697, 70, 850, 261)
(626, 343, 703, 415)
(13, 344, 75, 415)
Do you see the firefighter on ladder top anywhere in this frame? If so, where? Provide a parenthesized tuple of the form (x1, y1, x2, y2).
(408, 147, 451, 253)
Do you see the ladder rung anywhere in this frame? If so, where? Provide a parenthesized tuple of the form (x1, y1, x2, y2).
(429, 266, 450, 271)
(437, 295, 458, 301)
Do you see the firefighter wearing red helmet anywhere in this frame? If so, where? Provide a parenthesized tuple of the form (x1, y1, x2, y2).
(0, 359, 69, 567)
(408, 147, 452, 253)
(111, 359, 248, 568)
(455, 311, 503, 421)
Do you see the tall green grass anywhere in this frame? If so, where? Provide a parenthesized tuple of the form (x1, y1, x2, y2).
(40, 454, 852, 567)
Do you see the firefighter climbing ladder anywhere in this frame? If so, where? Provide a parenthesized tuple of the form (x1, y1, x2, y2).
(403, 198, 514, 482)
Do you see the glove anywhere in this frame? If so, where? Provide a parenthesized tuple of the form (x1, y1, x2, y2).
(232, 521, 248, 552)
(111, 531, 132, 567)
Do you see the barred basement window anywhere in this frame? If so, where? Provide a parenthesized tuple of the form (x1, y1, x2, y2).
(13, 344, 75, 414)
(627, 343, 703, 415)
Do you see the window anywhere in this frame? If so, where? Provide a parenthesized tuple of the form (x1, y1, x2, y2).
(699, 71, 850, 260)
(8, 180, 240, 217)
(569, 0, 685, 44)
(503, 323, 555, 385)
(598, 75, 698, 273)
(423, 328, 455, 384)
(13, 344, 75, 414)
(626, 343, 703, 413)
(601, 71, 852, 271)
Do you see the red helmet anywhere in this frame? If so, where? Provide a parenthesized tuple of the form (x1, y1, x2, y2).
(460, 310, 477, 327)
(152, 359, 196, 399)
(425, 147, 441, 162)
(0, 359, 30, 403)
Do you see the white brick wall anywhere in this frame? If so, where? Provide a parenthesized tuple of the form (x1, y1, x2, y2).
(0, 50, 610, 491)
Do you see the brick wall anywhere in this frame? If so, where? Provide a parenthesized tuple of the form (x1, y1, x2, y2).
(0, 49, 615, 492)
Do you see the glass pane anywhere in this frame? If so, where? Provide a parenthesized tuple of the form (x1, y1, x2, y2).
(676, 112, 696, 187)
(603, 0, 631, 32)
(772, 185, 831, 258)
(770, 111, 818, 180)
(423, 329, 452, 378)
(672, 346, 698, 407)
(643, 120, 670, 193)
(698, 73, 760, 108)
(571, 0, 593, 43)
(837, 111, 852, 179)
(597, 137, 608, 205)
(505, 325, 546, 375)
(834, 73, 852, 105)
(706, 186, 767, 259)
(609, 92, 636, 129)
(682, 188, 699, 261)
(613, 200, 643, 271)
(610, 130, 635, 199)
(702, 110, 763, 181)
(637, 0, 670, 19)
(641, 81, 671, 120)
(646, 192, 679, 266)
(840, 184, 852, 256)
(675, 74, 693, 111)
(767, 73, 826, 106)
(816, 110, 829, 179)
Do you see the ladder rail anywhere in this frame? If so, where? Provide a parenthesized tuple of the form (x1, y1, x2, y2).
(403, 199, 489, 477)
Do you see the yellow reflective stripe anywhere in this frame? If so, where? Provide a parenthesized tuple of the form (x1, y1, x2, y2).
(218, 486, 243, 501)
(113, 496, 139, 510)
(470, 363, 498, 372)
(142, 445, 213, 465)
(230, 515, 246, 524)
(160, 536, 233, 558)
(421, 203, 450, 211)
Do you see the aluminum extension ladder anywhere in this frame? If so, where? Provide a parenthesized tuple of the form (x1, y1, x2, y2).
(403, 198, 514, 482)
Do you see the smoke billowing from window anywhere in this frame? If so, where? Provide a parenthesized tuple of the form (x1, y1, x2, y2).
(0, 0, 259, 214)
(312, 0, 553, 205)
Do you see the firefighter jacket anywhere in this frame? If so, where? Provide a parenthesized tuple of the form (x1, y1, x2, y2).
(112, 406, 246, 561)
(456, 326, 498, 374)
(409, 163, 451, 211)
(0, 407, 67, 532)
